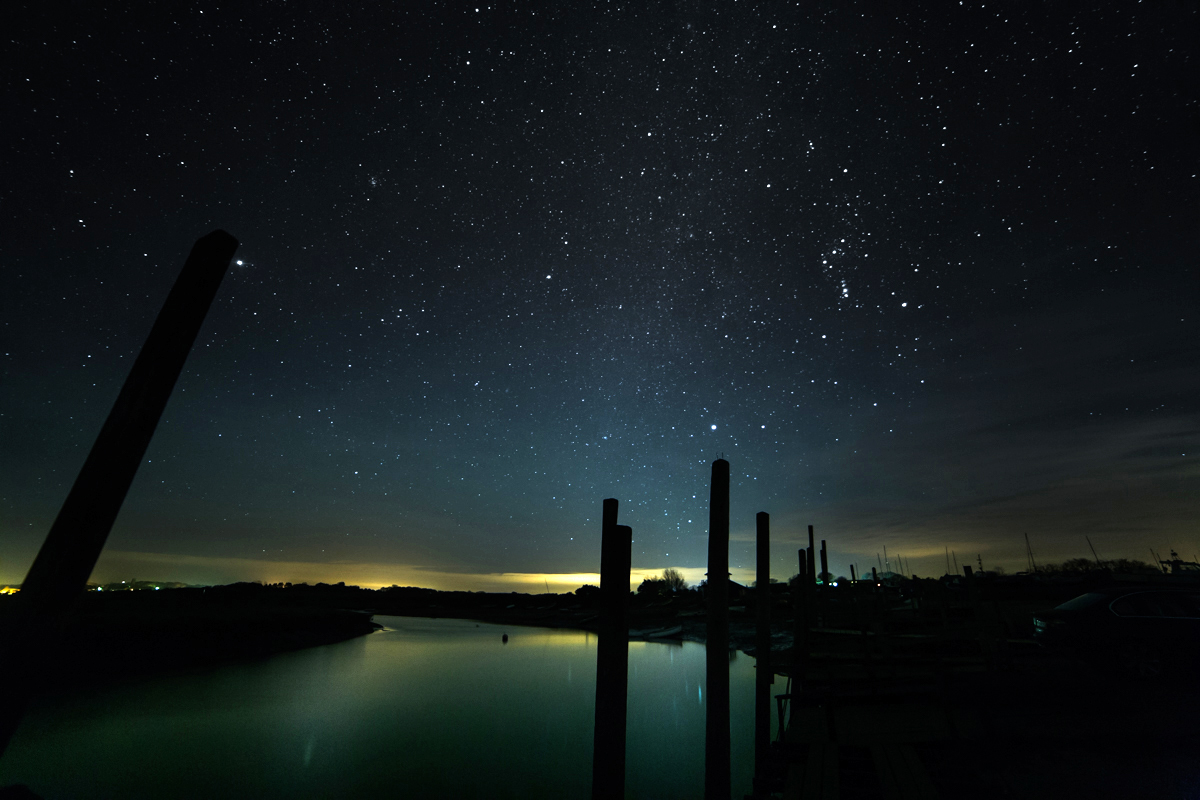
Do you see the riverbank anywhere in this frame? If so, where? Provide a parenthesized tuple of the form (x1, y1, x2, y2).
(0, 571, 1169, 690)
(0, 580, 760, 694)
(0, 588, 380, 692)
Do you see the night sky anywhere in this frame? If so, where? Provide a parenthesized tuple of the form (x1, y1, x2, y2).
(3, 2, 1197, 591)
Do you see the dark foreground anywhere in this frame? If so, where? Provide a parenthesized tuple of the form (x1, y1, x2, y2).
(3, 576, 1199, 798)
(763, 632, 1200, 799)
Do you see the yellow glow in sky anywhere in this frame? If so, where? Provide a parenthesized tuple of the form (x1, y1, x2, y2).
(88, 551, 757, 593)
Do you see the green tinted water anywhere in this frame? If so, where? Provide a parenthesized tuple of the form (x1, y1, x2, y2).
(1, 617, 758, 798)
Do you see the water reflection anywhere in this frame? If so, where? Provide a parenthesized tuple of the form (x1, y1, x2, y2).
(0, 617, 755, 799)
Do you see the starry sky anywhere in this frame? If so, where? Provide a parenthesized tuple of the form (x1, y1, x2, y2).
(2, 2, 1197, 591)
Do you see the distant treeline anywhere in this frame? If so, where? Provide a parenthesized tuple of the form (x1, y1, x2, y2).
(1033, 558, 1157, 575)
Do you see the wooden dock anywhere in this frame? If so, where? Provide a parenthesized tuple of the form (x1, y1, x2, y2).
(765, 642, 992, 799)
(778, 693, 985, 799)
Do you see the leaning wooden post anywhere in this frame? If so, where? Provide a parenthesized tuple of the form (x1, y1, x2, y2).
(592, 499, 631, 799)
(753, 512, 772, 796)
(19, 230, 239, 614)
(705, 459, 731, 800)
(0, 230, 238, 759)
(592, 500, 630, 798)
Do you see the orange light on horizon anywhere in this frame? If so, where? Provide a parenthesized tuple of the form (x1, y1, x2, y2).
(84, 550, 760, 594)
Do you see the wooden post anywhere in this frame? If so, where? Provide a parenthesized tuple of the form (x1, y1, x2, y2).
(962, 564, 993, 669)
(940, 578, 950, 629)
(807, 525, 816, 585)
(753, 512, 772, 796)
(793, 549, 808, 685)
(1, 230, 238, 760)
(592, 499, 631, 799)
(20, 230, 239, 614)
(962, 565, 978, 613)
(850, 564, 857, 583)
(705, 459, 731, 800)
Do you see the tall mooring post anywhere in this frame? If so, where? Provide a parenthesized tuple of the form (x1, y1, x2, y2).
(793, 549, 808, 681)
(705, 459, 731, 800)
(1, 230, 239, 759)
(592, 498, 631, 799)
(807, 525, 816, 585)
(818, 538, 830, 625)
(753, 512, 772, 796)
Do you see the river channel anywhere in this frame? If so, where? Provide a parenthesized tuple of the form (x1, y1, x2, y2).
(0, 616, 758, 798)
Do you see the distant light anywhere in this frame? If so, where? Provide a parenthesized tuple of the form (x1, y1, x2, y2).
(711, 424, 717, 430)
(236, 260, 244, 266)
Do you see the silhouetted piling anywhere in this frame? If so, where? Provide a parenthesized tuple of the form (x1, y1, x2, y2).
(592, 499, 631, 799)
(819, 540, 828, 584)
(962, 565, 978, 612)
(705, 459, 731, 800)
(0, 230, 238, 759)
(753, 512, 771, 796)
(807, 525, 816, 585)
(850, 564, 857, 582)
(20, 230, 239, 613)
(793, 549, 808, 681)
(805, 525, 817, 630)
(961, 564, 995, 669)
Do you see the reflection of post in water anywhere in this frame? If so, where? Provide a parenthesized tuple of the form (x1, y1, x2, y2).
(705, 459, 730, 800)
(0, 230, 239, 758)
(591, 498, 631, 799)
(753, 511, 772, 797)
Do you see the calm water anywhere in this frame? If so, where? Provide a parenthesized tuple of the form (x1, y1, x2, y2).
(1, 617, 758, 798)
